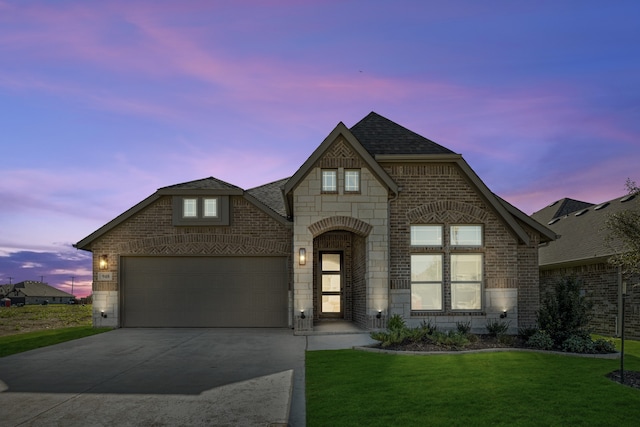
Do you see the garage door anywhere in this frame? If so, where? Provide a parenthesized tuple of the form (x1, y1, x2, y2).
(121, 256, 288, 327)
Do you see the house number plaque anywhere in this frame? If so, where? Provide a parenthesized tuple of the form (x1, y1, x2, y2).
(97, 272, 113, 281)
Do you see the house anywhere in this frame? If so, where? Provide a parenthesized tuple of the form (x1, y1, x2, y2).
(0, 281, 75, 305)
(75, 112, 555, 333)
(532, 194, 640, 338)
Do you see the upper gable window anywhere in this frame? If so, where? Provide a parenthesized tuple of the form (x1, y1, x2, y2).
(173, 196, 230, 226)
(344, 170, 360, 193)
(450, 225, 483, 246)
(411, 225, 443, 246)
(322, 170, 337, 192)
(183, 198, 198, 218)
(203, 198, 218, 218)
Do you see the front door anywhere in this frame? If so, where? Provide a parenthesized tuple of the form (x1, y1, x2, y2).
(320, 252, 343, 318)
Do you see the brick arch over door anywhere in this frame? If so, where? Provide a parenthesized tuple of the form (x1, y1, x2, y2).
(308, 216, 373, 238)
(117, 234, 290, 256)
(407, 200, 489, 224)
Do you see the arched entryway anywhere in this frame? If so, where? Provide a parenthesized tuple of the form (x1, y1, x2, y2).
(312, 229, 368, 328)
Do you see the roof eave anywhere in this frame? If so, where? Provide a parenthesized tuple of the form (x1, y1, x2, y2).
(156, 188, 243, 196)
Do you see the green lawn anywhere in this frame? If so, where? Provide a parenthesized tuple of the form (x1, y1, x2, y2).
(0, 326, 111, 357)
(307, 340, 640, 426)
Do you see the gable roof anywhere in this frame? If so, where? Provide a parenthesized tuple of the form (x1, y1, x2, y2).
(2, 281, 74, 298)
(283, 121, 399, 198)
(75, 177, 287, 250)
(351, 112, 456, 155)
(532, 194, 640, 267)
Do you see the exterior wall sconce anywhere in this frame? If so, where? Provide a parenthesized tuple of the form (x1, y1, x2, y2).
(101, 310, 108, 318)
(299, 248, 306, 266)
(376, 310, 382, 319)
(99, 255, 109, 270)
(500, 310, 508, 319)
(300, 309, 306, 319)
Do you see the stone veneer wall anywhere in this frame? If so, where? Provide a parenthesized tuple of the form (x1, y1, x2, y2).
(382, 162, 540, 332)
(540, 263, 640, 339)
(86, 195, 292, 327)
(292, 137, 389, 331)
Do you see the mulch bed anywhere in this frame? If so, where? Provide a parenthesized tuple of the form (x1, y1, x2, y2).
(606, 370, 640, 390)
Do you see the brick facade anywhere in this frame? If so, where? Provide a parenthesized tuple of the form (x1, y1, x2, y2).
(540, 263, 640, 339)
(86, 195, 292, 326)
(382, 162, 541, 332)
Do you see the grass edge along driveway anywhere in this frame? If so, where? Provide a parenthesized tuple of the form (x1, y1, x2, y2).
(306, 340, 640, 427)
(0, 326, 112, 358)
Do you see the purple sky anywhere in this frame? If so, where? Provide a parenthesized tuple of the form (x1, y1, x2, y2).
(1, 1, 639, 297)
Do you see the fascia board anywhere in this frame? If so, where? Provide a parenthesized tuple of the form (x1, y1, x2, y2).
(156, 188, 243, 196)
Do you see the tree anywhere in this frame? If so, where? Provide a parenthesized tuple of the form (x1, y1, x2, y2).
(605, 178, 640, 276)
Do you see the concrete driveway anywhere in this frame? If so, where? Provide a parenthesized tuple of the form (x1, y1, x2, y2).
(0, 328, 307, 426)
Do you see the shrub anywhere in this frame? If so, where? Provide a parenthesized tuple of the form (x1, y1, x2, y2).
(370, 329, 409, 348)
(387, 314, 406, 331)
(485, 319, 510, 337)
(526, 330, 554, 350)
(420, 319, 438, 334)
(593, 338, 617, 354)
(518, 325, 539, 340)
(456, 320, 472, 335)
(537, 276, 592, 346)
(433, 330, 469, 350)
(561, 334, 595, 353)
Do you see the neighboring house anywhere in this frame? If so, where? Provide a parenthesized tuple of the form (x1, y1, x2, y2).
(532, 194, 640, 338)
(0, 281, 75, 305)
(75, 112, 555, 333)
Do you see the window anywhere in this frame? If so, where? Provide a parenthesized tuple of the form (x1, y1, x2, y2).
(450, 225, 482, 246)
(322, 170, 337, 192)
(451, 254, 482, 310)
(411, 225, 443, 246)
(411, 254, 443, 310)
(183, 198, 197, 218)
(172, 196, 230, 226)
(203, 198, 218, 218)
(344, 170, 360, 192)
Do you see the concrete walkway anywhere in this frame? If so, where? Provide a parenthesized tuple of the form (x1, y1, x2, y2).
(0, 326, 376, 427)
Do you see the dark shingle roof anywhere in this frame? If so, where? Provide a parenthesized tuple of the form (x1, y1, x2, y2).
(532, 194, 640, 266)
(350, 112, 456, 156)
(531, 198, 595, 225)
(247, 178, 289, 218)
(159, 177, 242, 191)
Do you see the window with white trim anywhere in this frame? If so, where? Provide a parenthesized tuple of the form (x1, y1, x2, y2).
(344, 169, 360, 192)
(410, 225, 443, 246)
(183, 198, 197, 218)
(322, 169, 337, 192)
(203, 198, 218, 218)
(451, 254, 483, 310)
(410, 224, 484, 312)
(450, 225, 482, 246)
(411, 254, 443, 310)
